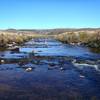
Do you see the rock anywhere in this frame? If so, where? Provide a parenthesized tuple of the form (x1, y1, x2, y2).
(8, 46, 19, 52)
(79, 75, 85, 78)
(0, 59, 5, 64)
(25, 67, 33, 72)
(21, 63, 35, 72)
(59, 66, 67, 71)
(70, 43, 75, 45)
(72, 59, 77, 64)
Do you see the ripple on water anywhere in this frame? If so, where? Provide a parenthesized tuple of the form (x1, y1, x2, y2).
(0, 38, 100, 100)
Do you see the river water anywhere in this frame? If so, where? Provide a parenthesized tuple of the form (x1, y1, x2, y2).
(0, 38, 100, 100)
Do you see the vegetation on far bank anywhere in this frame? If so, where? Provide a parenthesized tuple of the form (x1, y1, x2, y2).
(55, 31, 100, 48)
(0, 31, 49, 48)
(0, 29, 100, 49)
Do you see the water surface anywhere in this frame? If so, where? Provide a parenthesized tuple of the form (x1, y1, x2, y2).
(0, 38, 100, 100)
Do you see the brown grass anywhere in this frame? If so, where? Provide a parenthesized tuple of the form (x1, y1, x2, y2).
(0, 32, 49, 47)
(55, 31, 100, 48)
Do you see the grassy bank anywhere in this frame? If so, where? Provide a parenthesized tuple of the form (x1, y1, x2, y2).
(0, 32, 49, 48)
(0, 30, 100, 48)
(55, 31, 100, 48)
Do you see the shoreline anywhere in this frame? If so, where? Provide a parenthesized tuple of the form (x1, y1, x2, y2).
(55, 32, 100, 48)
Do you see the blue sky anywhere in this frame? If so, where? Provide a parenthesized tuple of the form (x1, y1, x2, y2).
(0, 0, 100, 29)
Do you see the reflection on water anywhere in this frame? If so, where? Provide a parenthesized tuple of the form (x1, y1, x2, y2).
(20, 38, 100, 58)
(0, 38, 100, 100)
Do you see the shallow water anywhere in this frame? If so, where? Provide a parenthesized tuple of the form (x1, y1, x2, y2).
(0, 38, 100, 100)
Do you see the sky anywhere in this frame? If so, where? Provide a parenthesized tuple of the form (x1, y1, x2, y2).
(0, 0, 100, 29)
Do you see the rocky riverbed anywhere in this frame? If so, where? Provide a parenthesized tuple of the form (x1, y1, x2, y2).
(0, 38, 100, 100)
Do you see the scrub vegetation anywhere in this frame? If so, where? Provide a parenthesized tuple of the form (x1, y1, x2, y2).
(0, 29, 100, 48)
(55, 31, 100, 48)
(0, 31, 49, 47)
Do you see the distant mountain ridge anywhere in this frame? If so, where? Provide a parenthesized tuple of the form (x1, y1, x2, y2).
(1, 28, 100, 35)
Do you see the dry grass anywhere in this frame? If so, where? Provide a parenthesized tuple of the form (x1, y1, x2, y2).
(0, 32, 49, 47)
(55, 31, 100, 48)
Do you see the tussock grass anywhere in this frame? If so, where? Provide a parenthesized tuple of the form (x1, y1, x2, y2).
(55, 31, 100, 48)
(0, 32, 48, 47)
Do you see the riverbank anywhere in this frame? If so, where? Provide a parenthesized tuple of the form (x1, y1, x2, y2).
(0, 31, 100, 52)
(0, 31, 50, 48)
(55, 31, 100, 48)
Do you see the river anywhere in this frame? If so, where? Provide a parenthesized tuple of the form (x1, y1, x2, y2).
(0, 38, 100, 100)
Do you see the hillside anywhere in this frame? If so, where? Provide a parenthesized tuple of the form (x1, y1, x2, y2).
(0, 28, 100, 35)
